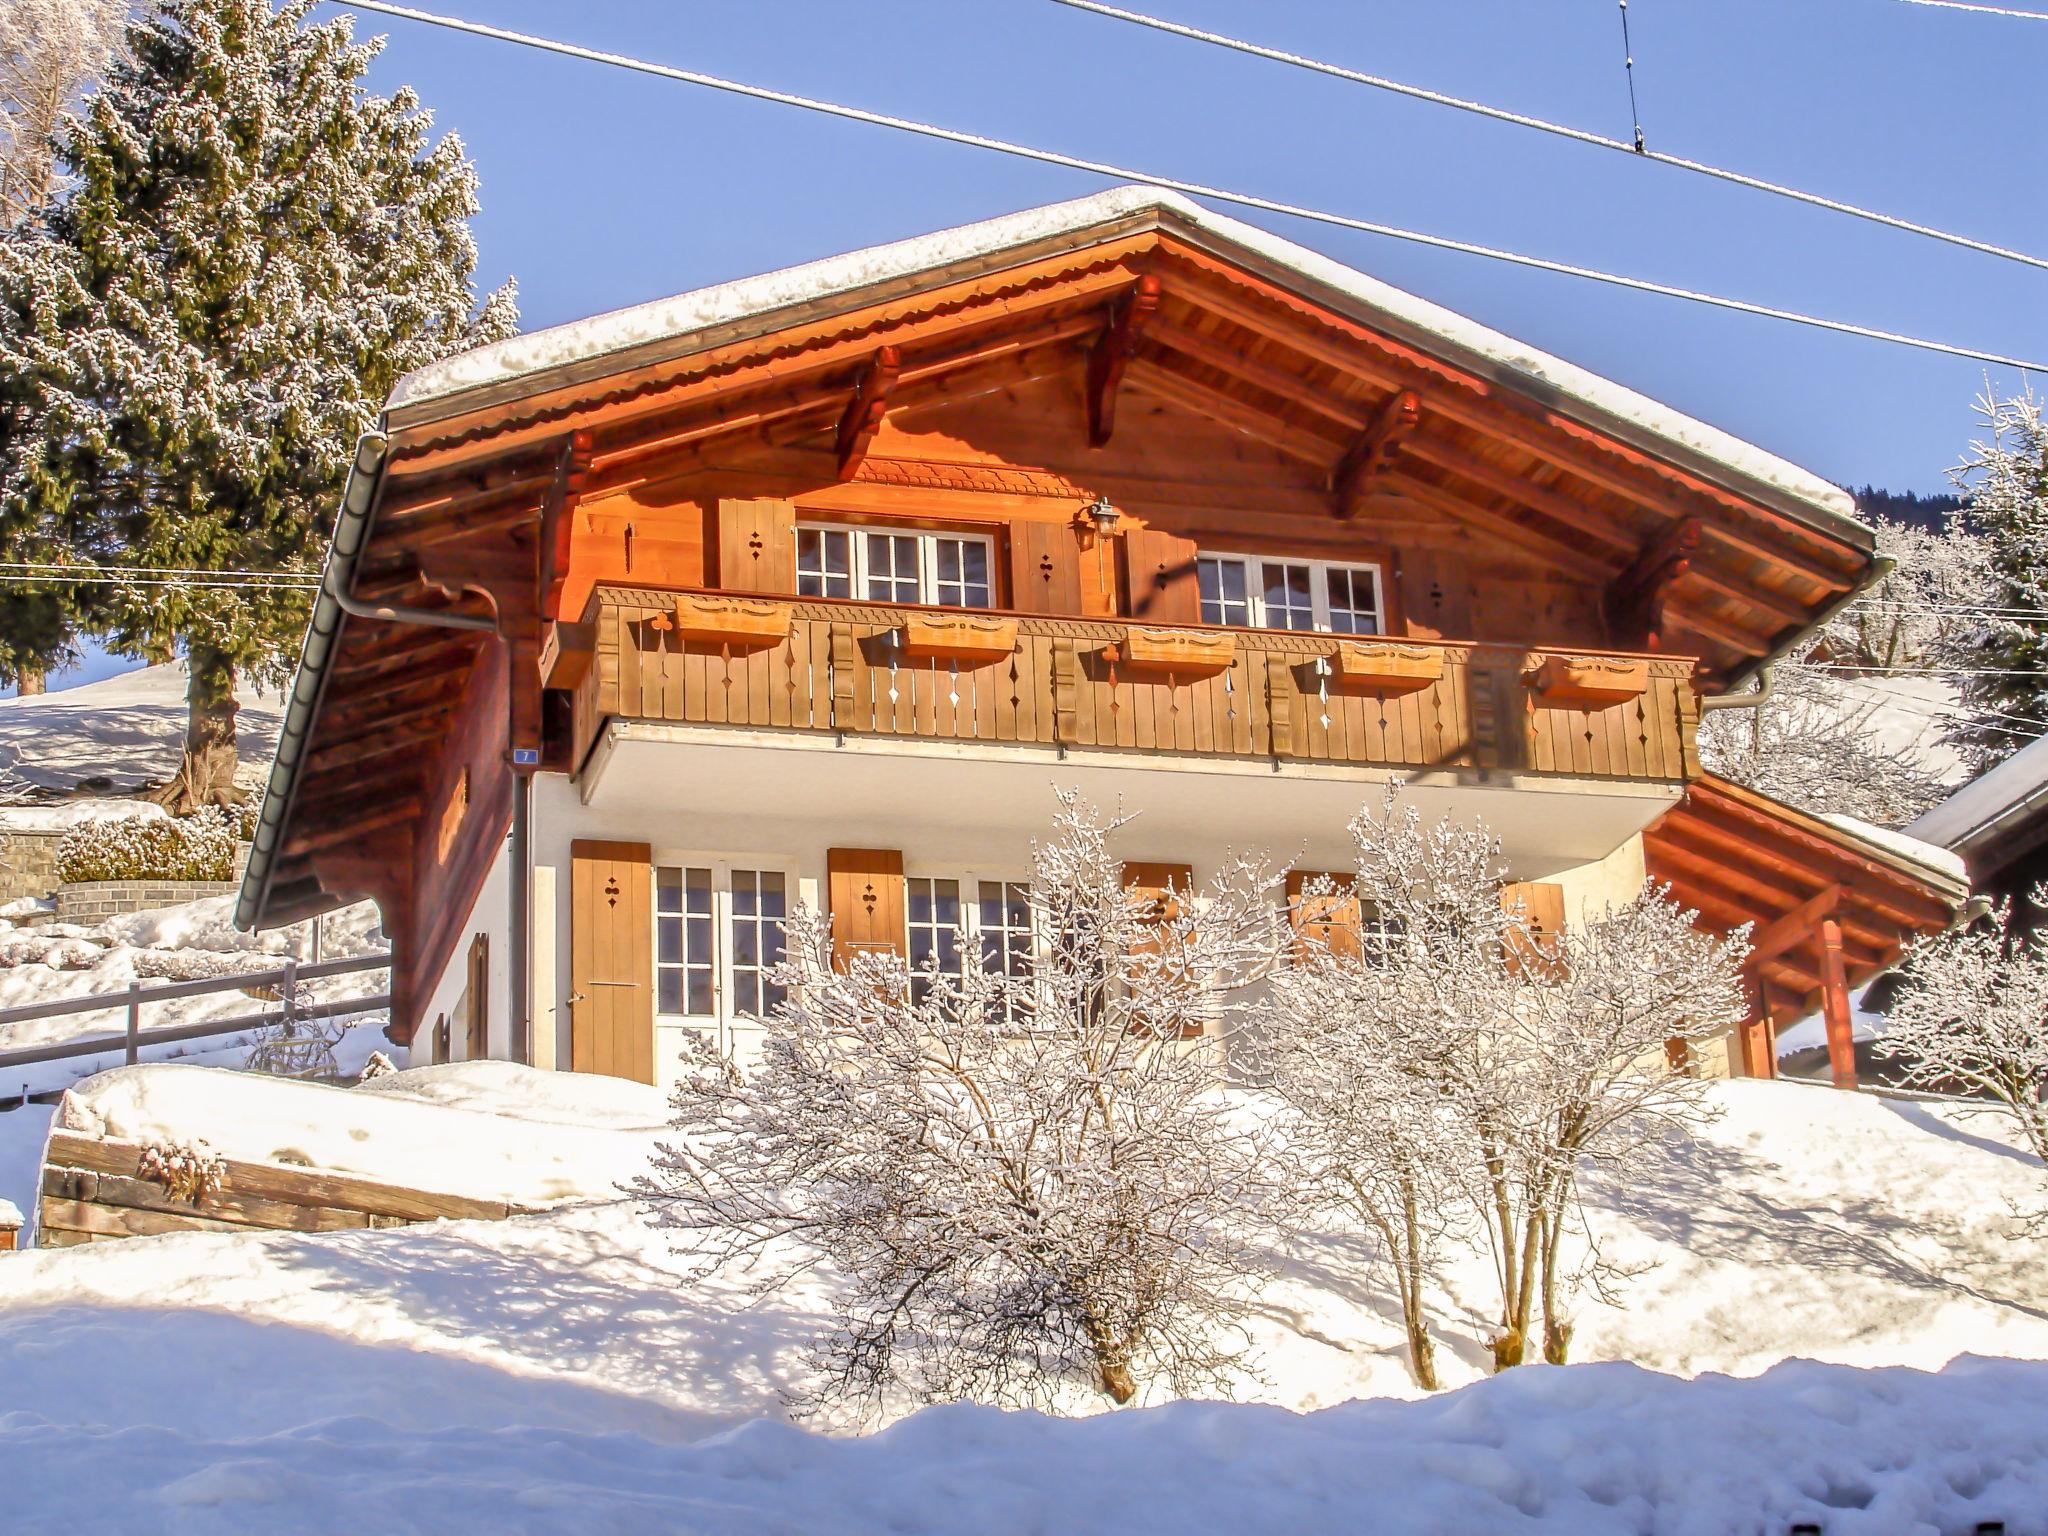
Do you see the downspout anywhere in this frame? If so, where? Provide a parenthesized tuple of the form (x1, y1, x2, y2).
(313, 433, 532, 1068)
(1699, 553, 1897, 713)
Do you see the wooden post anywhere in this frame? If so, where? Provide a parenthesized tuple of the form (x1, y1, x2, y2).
(0, 1206, 18, 1251)
(1818, 917, 1857, 1091)
(124, 981, 141, 1066)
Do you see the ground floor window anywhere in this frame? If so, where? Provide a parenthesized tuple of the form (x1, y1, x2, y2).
(655, 861, 789, 1029)
(907, 873, 1035, 1012)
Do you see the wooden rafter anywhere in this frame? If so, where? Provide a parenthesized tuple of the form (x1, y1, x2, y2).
(540, 428, 595, 622)
(1606, 515, 1703, 649)
(1123, 357, 1339, 465)
(1085, 274, 1162, 446)
(1749, 884, 1843, 968)
(835, 346, 902, 478)
(1383, 470, 1612, 581)
(1331, 390, 1422, 518)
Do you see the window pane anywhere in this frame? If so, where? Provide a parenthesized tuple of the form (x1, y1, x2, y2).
(1326, 565, 1381, 635)
(657, 969, 682, 1015)
(655, 866, 714, 1018)
(1198, 556, 1251, 627)
(796, 529, 852, 598)
(932, 536, 993, 608)
(729, 868, 787, 1020)
(907, 877, 964, 1001)
(1263, 561, 1314, 630)
(656, 867, 682, 914)
(864, 532, 920, 603)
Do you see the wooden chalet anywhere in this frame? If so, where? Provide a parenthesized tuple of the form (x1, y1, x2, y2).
(233, 186, 1967, 1083)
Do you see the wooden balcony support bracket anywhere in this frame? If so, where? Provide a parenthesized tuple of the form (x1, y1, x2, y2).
(835, 345, 902, 479)
(1331, 390, 1423, 519)
(539, 428, 595, 623)
(1085, 273, 1162, 447)
(1605, 515, 1702, 649)
(1747, 883, 1843, 970)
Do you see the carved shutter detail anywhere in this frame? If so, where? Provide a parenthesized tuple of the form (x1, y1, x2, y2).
(570, 839, 654, 1083)
(828, 847, 907, 969)
(717, 498, 797, 593)
(1122, 527, 1201, 624)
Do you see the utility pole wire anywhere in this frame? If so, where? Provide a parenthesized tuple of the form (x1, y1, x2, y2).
(317, 1, 2047, 372)
(1046, 0, 2048, 274)
(1894, 0, 2048, 18)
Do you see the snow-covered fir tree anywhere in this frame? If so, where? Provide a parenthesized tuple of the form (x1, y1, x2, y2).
(641, 791, 1286, 1412)
(0, 0, 516, 805)
(1950, 390, 2048, 771)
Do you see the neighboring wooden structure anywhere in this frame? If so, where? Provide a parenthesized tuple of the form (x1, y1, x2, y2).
(35, 1129, 536, 1247)
(1644, 775, 1968, 1087)
(234, 187, 1895, 1064)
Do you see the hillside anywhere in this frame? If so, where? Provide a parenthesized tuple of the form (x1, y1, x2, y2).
(0, 1065, 2042, 1530)
(0, 663, 284, 799)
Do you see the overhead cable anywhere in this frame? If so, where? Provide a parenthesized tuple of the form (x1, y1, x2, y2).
(1045, 0, 2048, 274)
(316, 0, 2048, 373)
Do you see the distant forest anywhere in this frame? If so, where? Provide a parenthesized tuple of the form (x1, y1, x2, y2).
(1849, 486, 1963, 532)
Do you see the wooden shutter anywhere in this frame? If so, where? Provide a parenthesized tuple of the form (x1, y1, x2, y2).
(1286, 870, 1362, 961)
(717, 498, 797, 593)
(1123, 861, 1199, 1035)
(1502, 880, 1566, 976)
(465, 933, 490, 1060)
(1008, 519, 1084, 613)
(828, 847, 907, 969)
(1123, 527, 1201, 624)
(570, 840, 654, 1083)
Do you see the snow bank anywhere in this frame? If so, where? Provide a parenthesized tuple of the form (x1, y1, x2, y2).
(57, 1060, 666, 1206)
(390, 186, 1860, 535)
(0, 662, 282, 795)
(0, 800, 166, 833)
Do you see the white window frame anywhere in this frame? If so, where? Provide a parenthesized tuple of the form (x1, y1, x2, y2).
(1196, 551, 1385, 635)
(796, 522, 998, 608)
(651, 856, 797, 1052)
(903, 866, 1036, 999)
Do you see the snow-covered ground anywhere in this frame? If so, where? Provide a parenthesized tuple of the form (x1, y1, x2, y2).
(0, 1065, 2043, 1530)
(0, 662, 283, 797)
(0, 896, 389, 1099)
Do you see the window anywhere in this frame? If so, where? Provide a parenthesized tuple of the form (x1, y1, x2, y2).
(901, 874, 1035, 1013)
(796, 523, 995, 607)
(655, 863, 788, 1026)
(906, 876, 964, 1000)
(977, 881, 1033, 983)
(1197, 553, 1383, 634)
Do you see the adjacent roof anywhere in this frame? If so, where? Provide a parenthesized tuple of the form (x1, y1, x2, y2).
(1904, 731, 2048, 863)
(389, 186, 1864, 548)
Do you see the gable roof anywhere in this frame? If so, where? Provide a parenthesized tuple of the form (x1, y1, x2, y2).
(390, 186, 1863, 548)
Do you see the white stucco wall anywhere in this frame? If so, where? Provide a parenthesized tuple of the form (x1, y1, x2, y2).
(408, 828, 515, 1069)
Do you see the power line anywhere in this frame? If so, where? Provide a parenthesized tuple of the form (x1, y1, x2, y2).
(0, 561, 319, 582)
(1617, 0, 1647, 154)
(322, 0, 2048, 373)
(1045, 0, 2048, 275)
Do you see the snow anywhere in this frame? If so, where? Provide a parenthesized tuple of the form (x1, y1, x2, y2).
(390, 186, 1861, 539)
(0, 799, 167, 832)
(0, 893, 389, 1098)
(1818, 812, 1970, 886)
(0, 662, 283, 797)
(58, 1060, 666, 1206)
(0, 1071, 2043, 1528)
(0, 1197, 17, 1228)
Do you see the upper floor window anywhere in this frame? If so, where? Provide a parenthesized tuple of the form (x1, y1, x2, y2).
(1197, 553, 1383, 635)
(796, 524, 995, 608)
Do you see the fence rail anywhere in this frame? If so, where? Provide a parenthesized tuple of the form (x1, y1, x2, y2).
(0, 951, 392, 1073)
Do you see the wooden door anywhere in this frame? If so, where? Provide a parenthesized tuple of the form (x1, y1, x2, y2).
(1123, 527, 1201, 624)
(827, 847, 906, 969)
(571, 840, 655, 1083)
(717, 498, 797, 593)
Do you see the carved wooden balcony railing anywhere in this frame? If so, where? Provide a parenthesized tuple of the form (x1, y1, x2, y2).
(571, 588, 1702, 785)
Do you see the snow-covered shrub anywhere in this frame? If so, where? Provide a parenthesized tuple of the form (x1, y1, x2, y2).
(642, 791, 1287, 1413)
(56, 806, 241, 882)
(137, 1139, 224, 1205)
(1880, 896, 2048, 1169)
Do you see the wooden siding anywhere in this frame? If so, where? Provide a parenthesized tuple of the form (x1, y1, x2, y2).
(574, 587, 1699, 785)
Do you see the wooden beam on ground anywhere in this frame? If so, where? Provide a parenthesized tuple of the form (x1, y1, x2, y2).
(1086, 274, 1161, 446)
(834, 346, 902, 478)
(1331, 390, 1422, 518)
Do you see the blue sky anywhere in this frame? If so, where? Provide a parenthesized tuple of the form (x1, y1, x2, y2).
(47, 0, 2048, 689)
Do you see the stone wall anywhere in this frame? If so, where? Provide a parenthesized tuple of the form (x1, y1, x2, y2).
(55, 879, 240, 922)
(0, 830, 63, 903)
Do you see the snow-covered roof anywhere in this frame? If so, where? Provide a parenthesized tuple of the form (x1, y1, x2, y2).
(388, 186, 1863, 544)
(1905, 731, 2048, 858)
(1817, 813, 1969, 889)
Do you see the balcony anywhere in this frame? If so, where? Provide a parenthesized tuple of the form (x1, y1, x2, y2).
(569, 587, 1701, 790)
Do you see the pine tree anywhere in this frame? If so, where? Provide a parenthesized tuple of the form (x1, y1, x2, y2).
(0, 0, 516, 805)
(1951, 390, 2048, 772)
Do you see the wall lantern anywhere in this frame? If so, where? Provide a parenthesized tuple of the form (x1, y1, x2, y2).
(1077, 496, 1121, 546)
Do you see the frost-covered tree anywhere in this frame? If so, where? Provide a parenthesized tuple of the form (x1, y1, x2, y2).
(1826, 513, 1994, 675)
(0, 0, 128, 226)
(640, 792, 1286, 1413)
(0, 0, 516, 806)
(1950, 390, 2048, 771)
(1251, 797, 1515, 1390)
(1698, 650, 1946, 827)
(1879, 895, 2048, 1170)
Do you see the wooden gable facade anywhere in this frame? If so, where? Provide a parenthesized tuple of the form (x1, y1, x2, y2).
(237, 191, 1885, 1044)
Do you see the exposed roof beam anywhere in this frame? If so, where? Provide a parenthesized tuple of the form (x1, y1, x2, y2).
(1124, 356, 1339, 465)
(540, 428, 595, 621)
(835, 346, 902, 478)
(1383, 469, 1612, 580)
(1749, 884, 1844, 968)
(1331, 390, 1421, 519)
(1086, 274, 1162, 446)
(1607, 515, 1702, 649)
